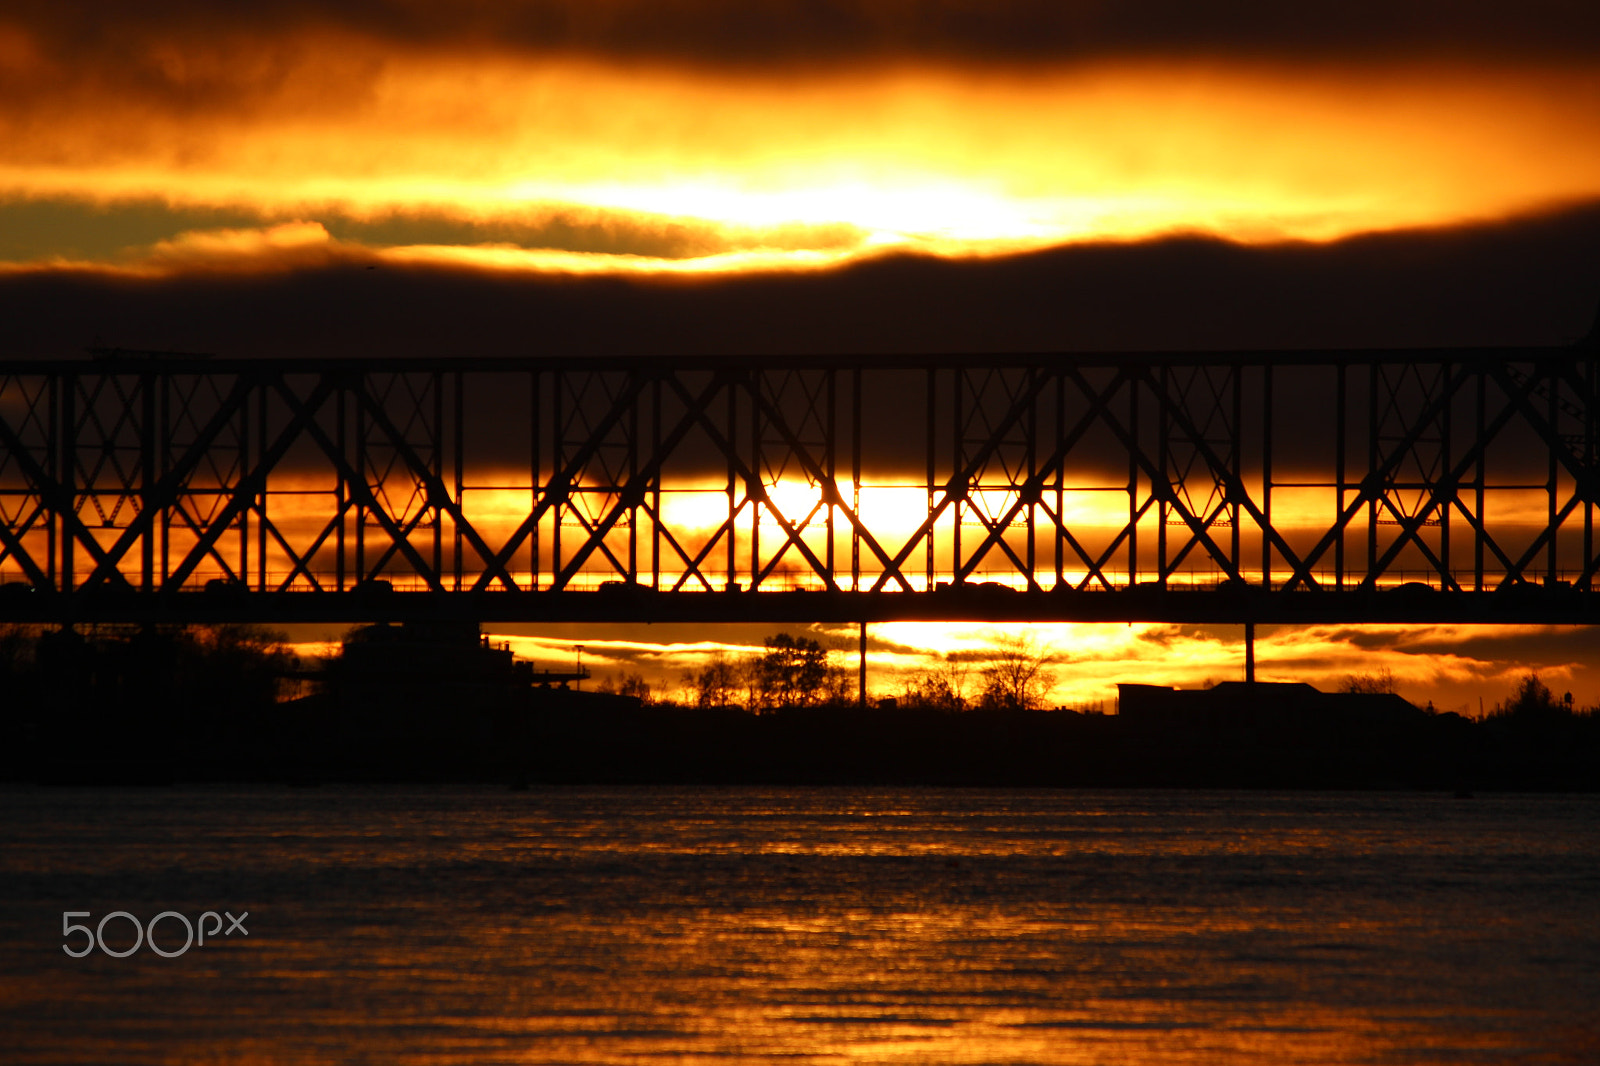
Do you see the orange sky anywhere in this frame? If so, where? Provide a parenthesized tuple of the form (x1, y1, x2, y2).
(3, 12, 1600, 271)
(4, 3, 1600, 712)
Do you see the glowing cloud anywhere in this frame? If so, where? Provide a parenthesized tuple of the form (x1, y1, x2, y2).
(3, 34, 1599, 271)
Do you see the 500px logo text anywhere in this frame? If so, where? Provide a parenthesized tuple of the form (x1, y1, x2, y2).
(63, 910, 249, 958)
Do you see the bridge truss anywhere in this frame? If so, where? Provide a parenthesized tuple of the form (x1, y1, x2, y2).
(1, 347, 1596, 624)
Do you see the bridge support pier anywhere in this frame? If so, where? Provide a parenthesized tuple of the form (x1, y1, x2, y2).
(1245, 622, 1256, 684)
(859, 621, 867, 708)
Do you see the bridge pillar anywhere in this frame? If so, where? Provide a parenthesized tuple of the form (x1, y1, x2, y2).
(859, 621, 867, 707)
(1245, 622, 1256, 684)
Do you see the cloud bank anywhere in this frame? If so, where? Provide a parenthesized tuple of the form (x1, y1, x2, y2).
(4, 203, 1596, 360)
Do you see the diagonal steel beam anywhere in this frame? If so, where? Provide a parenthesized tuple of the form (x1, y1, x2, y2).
(352, 385, 517, 590)
(161, 375, 342, 590)
(756, 497, 828, 586)
(549, 372, 730, 589)
(1359, 366, 1551, 588)
(869, 365, 1059, 591)
(77, 372, 255, 589)
(472, 369, 657, 591)
(0, 381, 121, 582)
(1064, 365, 1244, 583)
(657, 373, 837, 592)
(951, 366, 1132, 588)
(744, 375, 905, 591)
(268, 377, 444, 591)
(0, 507, 49, 587)
(638, 498, 713, 591)
(261, 501, 349, 592)
(1138, 364, 1312, 584)
(1279, 360, 1480, 590)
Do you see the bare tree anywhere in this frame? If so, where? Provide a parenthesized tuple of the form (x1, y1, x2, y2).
(687, 651, 741, 709)
(1339, 667, 1397, 695)
(617, 671, 652, 704)
(900, 656, 971, 711)
(976, 631, 1057, 711)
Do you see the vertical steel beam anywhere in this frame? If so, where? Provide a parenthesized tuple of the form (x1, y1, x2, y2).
(1585, 358, 1595, 589)
(1231, 365, 1243, 575)
(1157, 364, 1169, 584)
(951, 368, 962, 582)
(750, 370, 761, 589)
(826, 368, 837, 580)
(1054, 370, 1065, 589)
(1367, 363, 1379, 587)
(433, 371, 444, 583)
(140, 369, 155, 591)
(453, 370, 464, 591)
(725, 382, 736, 590)
(552, 369, 562, 588)
(1549, 364, 1559, 583)
(1025, 366, 1038, 590)
(59, 368, 74, 591)
(257, 381, 268, 590)
(1440, 361, 1452, 582)
(160, 373, 172, 588)
(1475, 366, 1486, 591)
(335, 382, 347, 591)
(651, 376, 662, 590)
(531, 369, 541, 589)
(238, 373, 249, 583)
(649, 372, 662, 589)
(925, 367, 935, 589)
(1128, 372, 1139, 585)
(45, 371, 57, 587)
(1335, 362, 1345, 590)
(852, 367, 862, 593)
(1262, 363, 1273, 588)
(628, 373, 639, 581)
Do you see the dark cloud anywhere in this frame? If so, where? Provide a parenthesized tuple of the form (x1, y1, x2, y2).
(1388, 625, 1600, 664)
(9, 1, 1600, 72)
(3, 200, 1597, 361)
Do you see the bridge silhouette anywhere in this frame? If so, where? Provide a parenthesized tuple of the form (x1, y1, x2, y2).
(1, 340, 1596, 626)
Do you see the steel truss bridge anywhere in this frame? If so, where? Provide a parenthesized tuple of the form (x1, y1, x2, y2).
(1, 344, 1597, 626)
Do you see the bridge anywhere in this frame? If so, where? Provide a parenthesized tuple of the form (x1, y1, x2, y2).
(1, 341, 1596, 626)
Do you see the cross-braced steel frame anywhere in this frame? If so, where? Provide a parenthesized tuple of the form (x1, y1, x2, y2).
(1, 346, 1596, 624)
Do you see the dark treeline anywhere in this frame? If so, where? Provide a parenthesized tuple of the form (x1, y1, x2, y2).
(527, 678, 1600, 793)
(2, 625, 1598, 790)
(1, 624, 299, 783)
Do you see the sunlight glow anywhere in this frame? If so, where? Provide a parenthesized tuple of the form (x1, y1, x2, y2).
(5, 50, 1599, 271)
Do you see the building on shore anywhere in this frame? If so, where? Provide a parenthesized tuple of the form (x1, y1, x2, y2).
(1117, 681, 1424, 745)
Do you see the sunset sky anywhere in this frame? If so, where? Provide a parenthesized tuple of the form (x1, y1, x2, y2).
(5, 2, 1600, 712)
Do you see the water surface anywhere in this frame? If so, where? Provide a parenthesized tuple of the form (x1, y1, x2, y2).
(2, 787, 1597, 1064)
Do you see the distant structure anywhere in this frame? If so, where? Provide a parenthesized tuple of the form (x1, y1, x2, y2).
(1118, 681, 1423, 742)
(332, 620, 586, 699)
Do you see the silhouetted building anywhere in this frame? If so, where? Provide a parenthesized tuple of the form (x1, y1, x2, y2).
(333, 620, 527, 697)
(1118, 681, 1423, 745)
